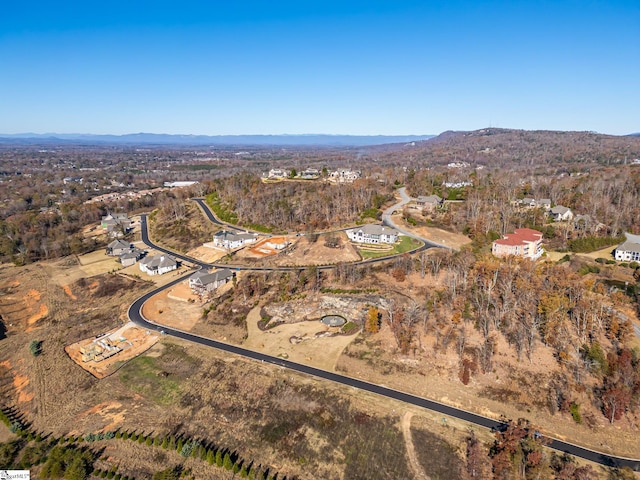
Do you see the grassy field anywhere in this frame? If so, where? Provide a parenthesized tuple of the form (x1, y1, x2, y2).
(359, 235, 423, 259)
(1, 253, 635, 479)
(118, 355, 182, 405)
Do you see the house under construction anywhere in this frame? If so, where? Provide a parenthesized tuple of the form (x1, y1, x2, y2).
(80, 335, 128, 362)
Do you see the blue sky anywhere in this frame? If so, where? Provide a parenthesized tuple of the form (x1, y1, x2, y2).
(1, 1, 638, 135)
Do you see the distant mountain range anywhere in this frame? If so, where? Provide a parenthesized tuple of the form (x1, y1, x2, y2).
(0, 133, 434, 147)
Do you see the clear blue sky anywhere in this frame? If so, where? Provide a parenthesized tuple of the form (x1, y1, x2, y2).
(1, 1, 638, 136)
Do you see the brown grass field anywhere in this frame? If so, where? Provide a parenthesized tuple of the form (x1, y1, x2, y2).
(1, 251, 638, 478)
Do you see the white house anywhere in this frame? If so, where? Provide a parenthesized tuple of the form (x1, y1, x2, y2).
(163, 181, 198, 187)
(213, 230, 257, 250)
(139, 254, 178, 276)
(267, 169, 287, 179)
(614, 233, 640, 262)
(347, 224, 399, 244)
(550, 205, 574, 222)
(300, 168, 320, 179)
(329, 169, 361, 183)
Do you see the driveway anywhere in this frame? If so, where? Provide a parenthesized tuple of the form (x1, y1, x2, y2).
(382, 187, 450, 249)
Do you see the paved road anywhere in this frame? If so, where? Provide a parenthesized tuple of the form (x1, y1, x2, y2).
(140, 215, 212, 269)
(192, 198, 246, 232)
(186, 197, 437, 270)
(127, 280, 640, 470)
(382, 187, 450, 250)
(132, 206, 640, 470)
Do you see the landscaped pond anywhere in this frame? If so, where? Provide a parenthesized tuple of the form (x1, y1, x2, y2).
(320, 314, 346, 327)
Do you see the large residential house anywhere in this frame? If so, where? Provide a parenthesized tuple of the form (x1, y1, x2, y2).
(492, 228, 544, 260)
(614, 233, 640, 262)
(347, 224, 399, 244)
(266, 169, 287, 179)
(329, 169, 361, 183)
(416, 195, 443, 211)
(189, 268, 234, 295)
(550, 205, 574, 222)
(106, 239, 144, 265)
(300, 168, 320, 179)
(518, 198, 551, 210)
(101, 213, 132, 237)
(538, 199, 552, 210)
(139, 254, 178, 276)
(106, 239, 131, 256)
(213, 230, 258, 250)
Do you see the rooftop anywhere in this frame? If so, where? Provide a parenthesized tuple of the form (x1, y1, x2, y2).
(494, 228, 543, 246)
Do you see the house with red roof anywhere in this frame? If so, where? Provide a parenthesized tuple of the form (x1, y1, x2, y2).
(491, 228, 543, 260)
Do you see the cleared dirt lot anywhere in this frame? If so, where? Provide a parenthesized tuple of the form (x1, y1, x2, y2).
(141, 280, 204, 331)
(242, 306, 358, 371)
(391, 214, 473, 250)
(231, 232, 361, 267)
(65, 322, 160, 378)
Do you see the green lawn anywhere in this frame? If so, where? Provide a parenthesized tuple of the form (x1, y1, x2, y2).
(358, 235, 423, 259)
(119, 355, 182, 405)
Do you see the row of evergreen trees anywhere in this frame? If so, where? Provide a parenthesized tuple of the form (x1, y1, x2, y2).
(1, 406, 288, 479)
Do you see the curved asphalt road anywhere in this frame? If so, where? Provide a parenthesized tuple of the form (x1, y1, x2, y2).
(133, 206, 640, 470)
(192, 198, 245, 232)
(382, 187, 451, 250)
(140, 213, 430, 273)
(128, 280, 640, 470)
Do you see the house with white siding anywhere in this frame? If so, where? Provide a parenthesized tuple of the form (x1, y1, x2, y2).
(213, 230, 258, 250)
(614, 233, 640, 262)
(347, 224, 399, 244)
(139, 254, 178, 276)
(550, 206, 574, 222)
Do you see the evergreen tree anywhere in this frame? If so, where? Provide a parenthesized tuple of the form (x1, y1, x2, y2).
(206, 449, 215, 465)
(223, 452, 233, 471)
(239, 465, 249, 478)
(161, 437, 168, 449)
(215, 449, 223, 467)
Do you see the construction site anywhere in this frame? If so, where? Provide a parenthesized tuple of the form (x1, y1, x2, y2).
(66, 322, 160, 378)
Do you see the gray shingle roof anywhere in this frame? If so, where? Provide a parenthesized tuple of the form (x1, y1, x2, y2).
(107, 239, 130, 250)
(191, 268, 233, 285)
(551, 205, 571, 215)
(140, 254, 177, 269)
(353, 224, 398, 236)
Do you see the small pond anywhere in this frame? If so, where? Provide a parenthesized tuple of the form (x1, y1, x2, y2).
(321, 315, 346, 327)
